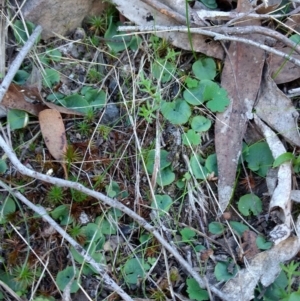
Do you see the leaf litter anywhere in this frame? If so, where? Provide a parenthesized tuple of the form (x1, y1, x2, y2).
(2, 0, 300, 300)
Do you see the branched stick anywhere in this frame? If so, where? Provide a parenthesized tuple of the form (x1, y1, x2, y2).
(0, 134, 230, 301)
(118, 25, 300, 67)
(0, 181, 133, 301)
(0, 25, 42, 103)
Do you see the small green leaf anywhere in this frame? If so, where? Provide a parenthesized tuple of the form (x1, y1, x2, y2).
(152, 60, 176, 83)
(214, 261, 238, 281)
(191, 116, 212, 132)
(183, 83, 205, 106)
(200, 0, 218, 9)
(182, 129, 201, 146)
(13, 70, 29, 85)
(7, 109, 29, 130)
(0, 159, 7, 174)
(246, 142, 274, 177)
(84, 89, 106, 109)
(50, 205, 73, 225)
(256, 236, 273, 250)
(123, 258, 150, 284)
(238, 194, 262, 216)
(45, 49, 62, 62)
(192, 58, 216, 80)
(146, 150, 171, 174)
(205, 154, 218, 176)
(64, 94, 89, 114)
(13, 20, 37, 45)
(229, 221, 249, 236)
(185, 77, 199, 89)
(180, 228, 196, 242)
(186, 278, 209, 301)
(105, 17, 131, 53)
(273, 152, 294, 168)
(190, 154, 209, 180)
(105, 181, 121, 198)
(161, 99, 191, 125)
(290, 34, 300, 44)
(156, 167, 175, 186)
(209, 222, 224, 235)
(80, 223, 103, 241)
(97, 218, 117, 235)
(201, 80, 230, 112)
(56, 266, 80, 293)
(42, 68, 60, 88)
(151, 195, 173, 214)
(0, 197, 16, 224)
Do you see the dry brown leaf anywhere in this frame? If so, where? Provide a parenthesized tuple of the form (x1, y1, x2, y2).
(39, 109, 67, 161)
(269, 47, 300, 84)
(222, 232, 300, 301)
(214, 0, 265, 212)
(2, 83, 45, 116)
(239, 230, 260, 260)
(255, 69, 300, 147)
(111, 0, 224, 59)
(1, 83, 84, 116)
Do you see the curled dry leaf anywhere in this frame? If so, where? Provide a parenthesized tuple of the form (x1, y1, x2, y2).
(254, 114, 292, 234)
(111, 0, 224, 59)
(214, 0, 265, 213)
(269, 47, 300, 84)
(1, 83, 84, 116)
(255, 70, 300, 147)
(39, 109, 68, 177)
(222, 233, 300, 301)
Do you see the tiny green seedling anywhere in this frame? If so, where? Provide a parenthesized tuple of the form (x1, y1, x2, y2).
(237, 193, 262, 216)
(186, 278, 209, 301)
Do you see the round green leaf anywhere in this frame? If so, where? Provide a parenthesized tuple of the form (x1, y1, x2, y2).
(50, 205, 73, 225)
(7, 109, 29, 130)
(13, 70, 29, 85)
(183, 84, 205, 105)
(0, 197, 16, 224)
(180, 228, 196, 242)
(190, 155, 208, 180)
(80, 223, 103, 241)
(186, 278, 209, 301)
(238, 194, 262, 216)
(56, 266, 80, 293)
(256, 235, 273, 250)
(191, 116, 212, 132)
(161, 99, 191, 125)
(105, 17, 131, 53)
(0, 159, 7, 174)
(123, 258, 149, 284)
(201, 0, 218, 9)
(84, 89, 106, 109)
(229, 221, 249, 237)
(156, 167, 175, 186)
(273, 152, 294, 168)
(42, 68, 60, 88)
(152, 60, 176, 83)
(64, 94, 90, 114)
(214, 261, 238, 281)
(246, 142, 273, 177)
(192, 58, 216, 80)
(208, 222, 224, 235)
(182, 129, 201, 146)
(146, 149, 171, 174)
(151, 194, 173, 214)
(205, 153, 218, 176)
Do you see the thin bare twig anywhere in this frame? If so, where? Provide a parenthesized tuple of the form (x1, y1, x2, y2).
(118, 25, 300, 67)
(0, 25, 42, 103)
(0, 134, 230, 301)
